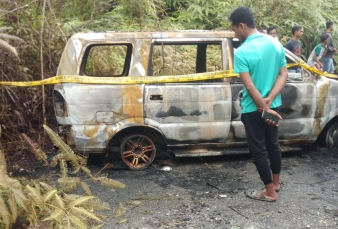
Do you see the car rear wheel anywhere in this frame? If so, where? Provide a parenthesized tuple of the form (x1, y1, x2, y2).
(326, 122, 338, 149)
(120, 134, 156, 170)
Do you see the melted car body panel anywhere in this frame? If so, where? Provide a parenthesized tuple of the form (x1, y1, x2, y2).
(54, 31, 338, 155)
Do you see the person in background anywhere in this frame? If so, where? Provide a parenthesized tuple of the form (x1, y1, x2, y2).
(267, 26, 278, 40)
(229, 7, 288, 202)
(285, 25, 303, 73)
(307, 33, 329, 70)
(323, 21, 337, 73)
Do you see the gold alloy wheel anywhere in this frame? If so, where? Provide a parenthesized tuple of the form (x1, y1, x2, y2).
(120, 134, 156, 170)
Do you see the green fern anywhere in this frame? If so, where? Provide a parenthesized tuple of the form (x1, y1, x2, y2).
(94, 177, 126, 189)
(43, 125, 84, 173)
(1, 124, 125, 228)
(0, 195, 11, 229)
(43, 190, 58, 203)
(21, 133, 48, 166)
(60, 159, 68, 179)
(80, 182, 92, 195)
(58, 177, 81, 192)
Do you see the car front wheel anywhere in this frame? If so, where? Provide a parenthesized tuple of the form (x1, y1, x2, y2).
(326, 122, 338, 149)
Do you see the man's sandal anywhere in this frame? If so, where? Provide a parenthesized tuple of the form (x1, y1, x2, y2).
(245, 190, 277, 202)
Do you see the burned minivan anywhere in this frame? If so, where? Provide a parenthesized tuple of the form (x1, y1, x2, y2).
(54, 31, 338, 169)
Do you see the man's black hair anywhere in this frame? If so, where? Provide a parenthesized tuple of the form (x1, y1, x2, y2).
(267, 26, 277, 34)
(292, 25, 302, 35)
(320, 33, 330, 42)
(326, 21, 333, 29)
(229, 7, 255, 28)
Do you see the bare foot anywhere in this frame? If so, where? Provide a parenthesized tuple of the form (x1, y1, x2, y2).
(273, 182, 281, 191)
(262, 189, 278, 201)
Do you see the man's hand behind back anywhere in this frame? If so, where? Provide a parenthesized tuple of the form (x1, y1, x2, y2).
(265, 109, 282, 126)
(257, 98, 273, 113)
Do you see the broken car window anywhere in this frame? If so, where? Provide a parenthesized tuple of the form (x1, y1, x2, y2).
(84, 44, 131, 76)
(151, 43, 222, 76)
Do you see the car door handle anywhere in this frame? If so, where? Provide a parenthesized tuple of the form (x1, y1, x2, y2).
(150, 94, 163, 100)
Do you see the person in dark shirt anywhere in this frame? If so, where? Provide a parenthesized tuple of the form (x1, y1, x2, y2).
(285, 25, 303, 73)
(267, 26, 278, 40)
(322, 21, 337, 73)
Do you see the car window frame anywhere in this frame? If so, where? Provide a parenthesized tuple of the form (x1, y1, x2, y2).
(79, 42, 133, 77)
(147, 38, 224, 82)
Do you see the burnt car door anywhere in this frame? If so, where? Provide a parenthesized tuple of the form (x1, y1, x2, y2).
(144, 38, 233, 145)
(229, 49, 317, 144)
(278, 51, 317, 143)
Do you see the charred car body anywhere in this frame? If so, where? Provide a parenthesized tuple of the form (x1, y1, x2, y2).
(54, 31, 338, 169)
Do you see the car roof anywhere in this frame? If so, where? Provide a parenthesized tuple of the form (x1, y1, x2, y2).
(69, 30, 236, 41)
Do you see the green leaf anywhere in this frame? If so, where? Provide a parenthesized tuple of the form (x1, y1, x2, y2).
(42, 209, 64, 222)
(39, 182, 54, 192)
(0, 195, 11, 229)
(68, 196, 96, 208)
(69, 214, 88, 229)
(54, 194, 65, 209)
(80, 182, 92, 196)
(44, 190, 58, 203)
(26, 185, 42, 203)
(70, 206, 102, 222)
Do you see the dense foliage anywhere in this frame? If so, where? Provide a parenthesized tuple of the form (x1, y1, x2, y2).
(0, 0, 338, 72)
(2, 0, 338, 70)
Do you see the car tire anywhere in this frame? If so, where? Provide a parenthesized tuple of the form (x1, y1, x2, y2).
(326, 122, 338, 150)
(120, 134, 156, 170)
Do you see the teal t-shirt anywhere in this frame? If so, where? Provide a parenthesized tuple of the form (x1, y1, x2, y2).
(307, 44, 325, 66)
(234, 33, 286, 113)
(315, 44, 323, 55)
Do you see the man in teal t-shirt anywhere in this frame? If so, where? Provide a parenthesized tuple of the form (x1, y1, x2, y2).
(229, 7, 288, 202)
(235, 33, 286, 113)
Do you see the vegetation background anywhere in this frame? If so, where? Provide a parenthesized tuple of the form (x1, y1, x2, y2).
(1, 0, 338, 169)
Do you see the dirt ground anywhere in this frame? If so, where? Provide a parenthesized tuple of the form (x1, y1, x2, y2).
(82, 146, 338, 229)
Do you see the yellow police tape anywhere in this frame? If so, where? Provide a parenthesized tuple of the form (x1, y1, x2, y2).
(287, 62, 338, 79)
(0, 63, 336, 87)
(0, 70, 238, 86)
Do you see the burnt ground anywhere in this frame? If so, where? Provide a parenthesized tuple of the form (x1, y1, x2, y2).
(85, 146, 338, 229)
(12, 146, 338, 229)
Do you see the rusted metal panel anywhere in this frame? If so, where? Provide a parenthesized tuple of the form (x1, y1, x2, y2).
(278, 82, 317, 140)
(313, 77, 338, 135)
(54, 84, 144, 152)
(173, 145, 303, 157)
(69, 31, 235, 40)
(56, 38, 82, 75)
(229, 80, 318, 143)
(130, 39, 152, 76)
(144, 83, 232, 143)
